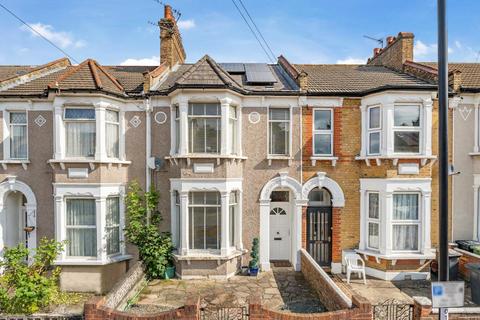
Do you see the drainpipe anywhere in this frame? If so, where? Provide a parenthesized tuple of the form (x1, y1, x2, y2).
(145, 98, 152, 192)
(299, 96, 304, 185)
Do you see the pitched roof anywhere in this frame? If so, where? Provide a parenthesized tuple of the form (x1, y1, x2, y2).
(49, 59, 125, 96)
(418, 62, 480, 91)
(293, 64, 435, 94)
(105, 65, 157, 94)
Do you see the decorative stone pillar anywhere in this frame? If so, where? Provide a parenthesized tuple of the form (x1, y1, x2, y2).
(178, 98, 189, 156)
(360, 105, 367, 157)
(384, 103, 395, 155)
(383, 192, 393, 255)
(292, 199, 307, 271)
(54, 195, 66, 260)
(235, 190, 243, 250)
(95, 106, 107, 160)
(170, 190, 179, 248)
(24, 203, 37, 251)
(220, 191, 230, 256)
(53, 106, 65, 159)
(423, 98, 433, 156)
(259, 200, 271, 271)
(179, 191, 189, 255)
(359, 189, 366, 250)
(96, 197, 107, 261)
(119, 110, 126, 161)
(422, 191, 432, 254)
(220, 98, 232, 155)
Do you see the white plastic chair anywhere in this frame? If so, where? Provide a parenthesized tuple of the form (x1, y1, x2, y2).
(345, 253, 367, 284)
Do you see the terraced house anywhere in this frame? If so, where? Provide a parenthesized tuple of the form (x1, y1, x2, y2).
(0, 5, 469, 293)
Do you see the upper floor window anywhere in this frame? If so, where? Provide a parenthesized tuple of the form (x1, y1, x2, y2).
(105, 110, 119, 158)
(64, 108, 96, 158)
(393, 106, 420, 154)
(368, 106, 381, 155)
(9, 112, 28, 160)
(188, 103, 220, 154)
(269, 108, 290, 156)
(313, 109, 333, 156)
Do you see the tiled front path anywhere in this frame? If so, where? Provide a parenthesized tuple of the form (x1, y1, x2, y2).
(129, 266, 326, 315)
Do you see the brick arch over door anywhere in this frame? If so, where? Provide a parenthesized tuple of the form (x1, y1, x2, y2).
(302, 172, 345, 207)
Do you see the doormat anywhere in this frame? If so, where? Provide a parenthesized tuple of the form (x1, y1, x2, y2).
(271, 260, 292, 267)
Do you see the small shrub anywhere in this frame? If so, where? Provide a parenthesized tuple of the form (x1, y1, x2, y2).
(124, 181, 174, 279)
(249, 238, 260, 269)
(0, 238, 64, 314)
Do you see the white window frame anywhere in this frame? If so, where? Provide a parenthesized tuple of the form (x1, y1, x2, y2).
(392, 104, 422, 155)
(174, 106, 180, 154)
(63, 107, 96, 159)
(267, 107, 292, 157)
(4, 110, 29, 160)
(65, 197, 97, 258)
(105, 196, 121, 256)
(312, 108, 333, 156)
(391, 192, 421, 253)
(367, 106, 381, 156)
(188, 103, 221, 154)
(229, 191, 238, 248)
(105, 109, 120, 159)
(228, 106, 238, 155)
(366, 192, 380, 251)
(53, 183, 127, 265)
(188, 191, 221, 252)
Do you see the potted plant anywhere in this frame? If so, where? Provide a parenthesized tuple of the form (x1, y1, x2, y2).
(249, 238, 260, 276)
(164, 249, 176, 279)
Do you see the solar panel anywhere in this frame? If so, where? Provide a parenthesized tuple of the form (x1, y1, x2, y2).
(220, 63, 245, 73)
(244, 63, 277, 83)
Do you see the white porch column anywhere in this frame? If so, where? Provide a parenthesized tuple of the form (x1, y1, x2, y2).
(259, 200, 271, 271)
(360, 105, 367, 157)
(2, 111, 10, 160)
(95, 107, 107, 160)
(54, 106, 65, 159)
(220, 191, 230, 256)
(96, 197, 107, 262)
(179, 191, 189, 255)
(220, 98, 232, 155)
(383, 103, 395, 155)
(383, 192, 393, 255)
(359, 189, 366, 250)
(292, 200, 305, 271)
(423, 99, 433, 156)
(54, 195, 66, 260)
(235, 190, 243, 250)
(475, 104, 480, 153)
(178, 99, 189, 155)
(170, 191, 179, 248)
(422, 191, 432, 254)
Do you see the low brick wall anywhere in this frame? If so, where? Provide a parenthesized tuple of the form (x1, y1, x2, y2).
(413, 296, 480, 320)
(300, 248, 351, 310)
(84, 296, 199, 320)
(249, 295, 372, 320)
(455, 248, 480, 281)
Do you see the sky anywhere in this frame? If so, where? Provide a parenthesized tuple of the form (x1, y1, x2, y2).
(0, 0, 479, 66)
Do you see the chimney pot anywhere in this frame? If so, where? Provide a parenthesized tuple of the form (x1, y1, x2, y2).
(373, 48, 381, 56)
(386, 36, 396, 45)
(164, 5, 173, 20)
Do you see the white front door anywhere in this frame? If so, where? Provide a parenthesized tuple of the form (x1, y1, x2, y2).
(269, 203, 291, 260)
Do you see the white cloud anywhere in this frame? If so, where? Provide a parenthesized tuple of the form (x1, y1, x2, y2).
(120, 56, 160, 66)
(414, 40, 453, 58)
(177, 19, 196, 31)
(336, 57, 366, 64)
(21, 23, 86, 49)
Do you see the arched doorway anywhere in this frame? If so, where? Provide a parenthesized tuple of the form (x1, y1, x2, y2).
(306, 187, 332, 266)
(269, 190, 292, 261)
(0, 177, 37, 254)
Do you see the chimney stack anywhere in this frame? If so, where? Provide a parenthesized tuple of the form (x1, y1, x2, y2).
(159, 4, 186, 68)
(367, 32, 414, 71)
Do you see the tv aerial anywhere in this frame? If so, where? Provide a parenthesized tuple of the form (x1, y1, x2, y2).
(363, 35, 384, 48)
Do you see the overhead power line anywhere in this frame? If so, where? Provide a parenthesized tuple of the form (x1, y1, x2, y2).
(230, 0, 275, 63)
(0, 2, 80, 64)
(237, 0, 276, 62)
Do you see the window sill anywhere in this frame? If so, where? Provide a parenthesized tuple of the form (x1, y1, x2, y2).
(267, 155, 293, 166)
(0, 160, 30, 170)
(469, 152, 480, 157)
(173, 249, 247, 261)
(48, 159, 131, 170)
(356, 248, 435, 264)
(310, 156, 338, 167)
(54, 254, 132, 266)
(355, 155, 436, 167)
(166, 154, 247, 166)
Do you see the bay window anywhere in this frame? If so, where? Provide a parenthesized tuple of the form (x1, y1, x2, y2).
(229, 106, 238, 155)
(188, 103, 221, 154)
(9, 112, 28, 159)
(393, 105, 421, 153)
(105, 110, 119, 158)
(367, 193, 380, 249)
(189, 192, 221, 250)
(368, 106, 381, 155)
(392, 193, 419, 251)
(105, 197, 120, 255)
(229, 191, 238, 247)
(64, 108, 96, 158)
(313, 109, 333, 156)
(66, 198, 97, 257)
(269, 108, 290, 156)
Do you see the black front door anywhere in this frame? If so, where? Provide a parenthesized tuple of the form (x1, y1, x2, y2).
(306, 206, 332, 267)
